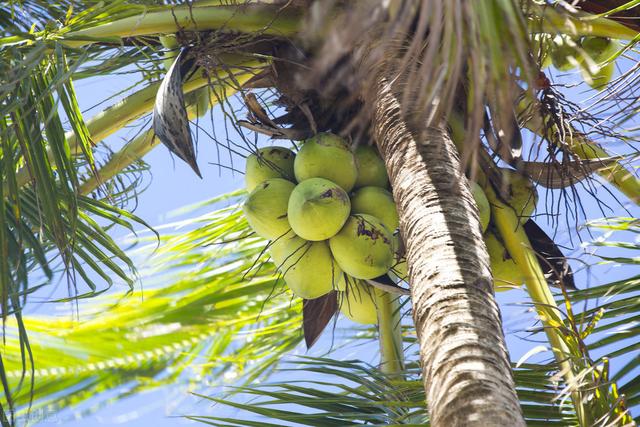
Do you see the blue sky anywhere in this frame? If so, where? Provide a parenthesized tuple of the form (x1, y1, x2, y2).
(26, 55, 640, 425)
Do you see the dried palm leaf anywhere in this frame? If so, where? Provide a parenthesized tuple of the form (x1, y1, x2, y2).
(302, 291, 338, 349)
(153, 48, 202, 178)
(518, 157, 621, 189)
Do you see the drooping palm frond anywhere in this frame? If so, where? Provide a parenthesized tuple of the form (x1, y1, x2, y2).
(190, 357, 430, 427)
(567, 217, 640, 424)
(1, 0, 301, 299)
(0, 192, 304, 421)
(1, 4, 297, 423)
(0, 40, 157, 417)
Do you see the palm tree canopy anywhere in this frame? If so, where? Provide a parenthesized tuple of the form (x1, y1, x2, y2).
(1, 0, 640, 426)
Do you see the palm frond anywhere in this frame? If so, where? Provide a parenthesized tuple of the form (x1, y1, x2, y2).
(0, 193, 303, 421)
(190, 356, 581, 427)
(0, 4, 296, 422)
(565, 217, 640, 423)
(0, 39, 155, 419)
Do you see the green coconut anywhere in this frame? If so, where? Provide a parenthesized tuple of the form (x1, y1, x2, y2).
(350, 186, 399, 232)
(243, 178, 295, 239)
(591, 61, 615, 90)
(288, 177, 351, 241)
(245, 147, 296, 191)
(329, 214, 394, 279)
(269, 233, 346, 298)
(294, 133, 358, 191)
(550, 35, 580, 71)
(581, 37, 619, 64)
(339, 280, 378, 324)
(485, 232, 525, 292)
(578, 38, 618, 91)
(582, 61, 615, 91)
(354, 145, 389, 188)
(470, 181, 490, 233)
(499, 168, 538, 223)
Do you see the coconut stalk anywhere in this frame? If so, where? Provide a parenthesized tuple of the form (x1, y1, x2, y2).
(483, 183, 588, 425)
(535, 5, 638, 41)
(374, 289, 404, 375)
(61, 4, 301, 48)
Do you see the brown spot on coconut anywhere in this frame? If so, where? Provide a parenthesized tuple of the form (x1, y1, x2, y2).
(329, 214, 394, 279)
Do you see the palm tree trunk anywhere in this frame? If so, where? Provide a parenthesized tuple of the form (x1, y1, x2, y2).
(373, 77, 525, 426)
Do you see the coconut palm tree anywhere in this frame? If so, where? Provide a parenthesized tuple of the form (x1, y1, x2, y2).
(2, 0, 640, 426)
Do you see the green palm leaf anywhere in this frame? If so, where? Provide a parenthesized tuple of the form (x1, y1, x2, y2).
(189, 358, 580, 426)
(0, 194, 301, 420)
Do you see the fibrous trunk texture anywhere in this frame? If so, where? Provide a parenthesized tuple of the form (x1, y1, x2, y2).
(373, 77, 525, 427)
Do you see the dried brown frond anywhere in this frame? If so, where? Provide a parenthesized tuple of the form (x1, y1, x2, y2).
(262, 0, 539, 159)
(517, 84, 634, 238)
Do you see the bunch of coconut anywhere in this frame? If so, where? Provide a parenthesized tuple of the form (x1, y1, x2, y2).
(242, 133, 398, 325)
(484, 169, 538, 291)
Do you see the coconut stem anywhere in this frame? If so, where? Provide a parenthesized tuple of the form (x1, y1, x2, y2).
(483, 184, 589, 426)
(572, 141, 640, 205)
(375, 289, 404, 375)
(61, 4, 301, 48)
(534, 6, 638, 41)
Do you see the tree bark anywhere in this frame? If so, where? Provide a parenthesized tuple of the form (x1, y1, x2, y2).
(373, 77, 525, 426)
